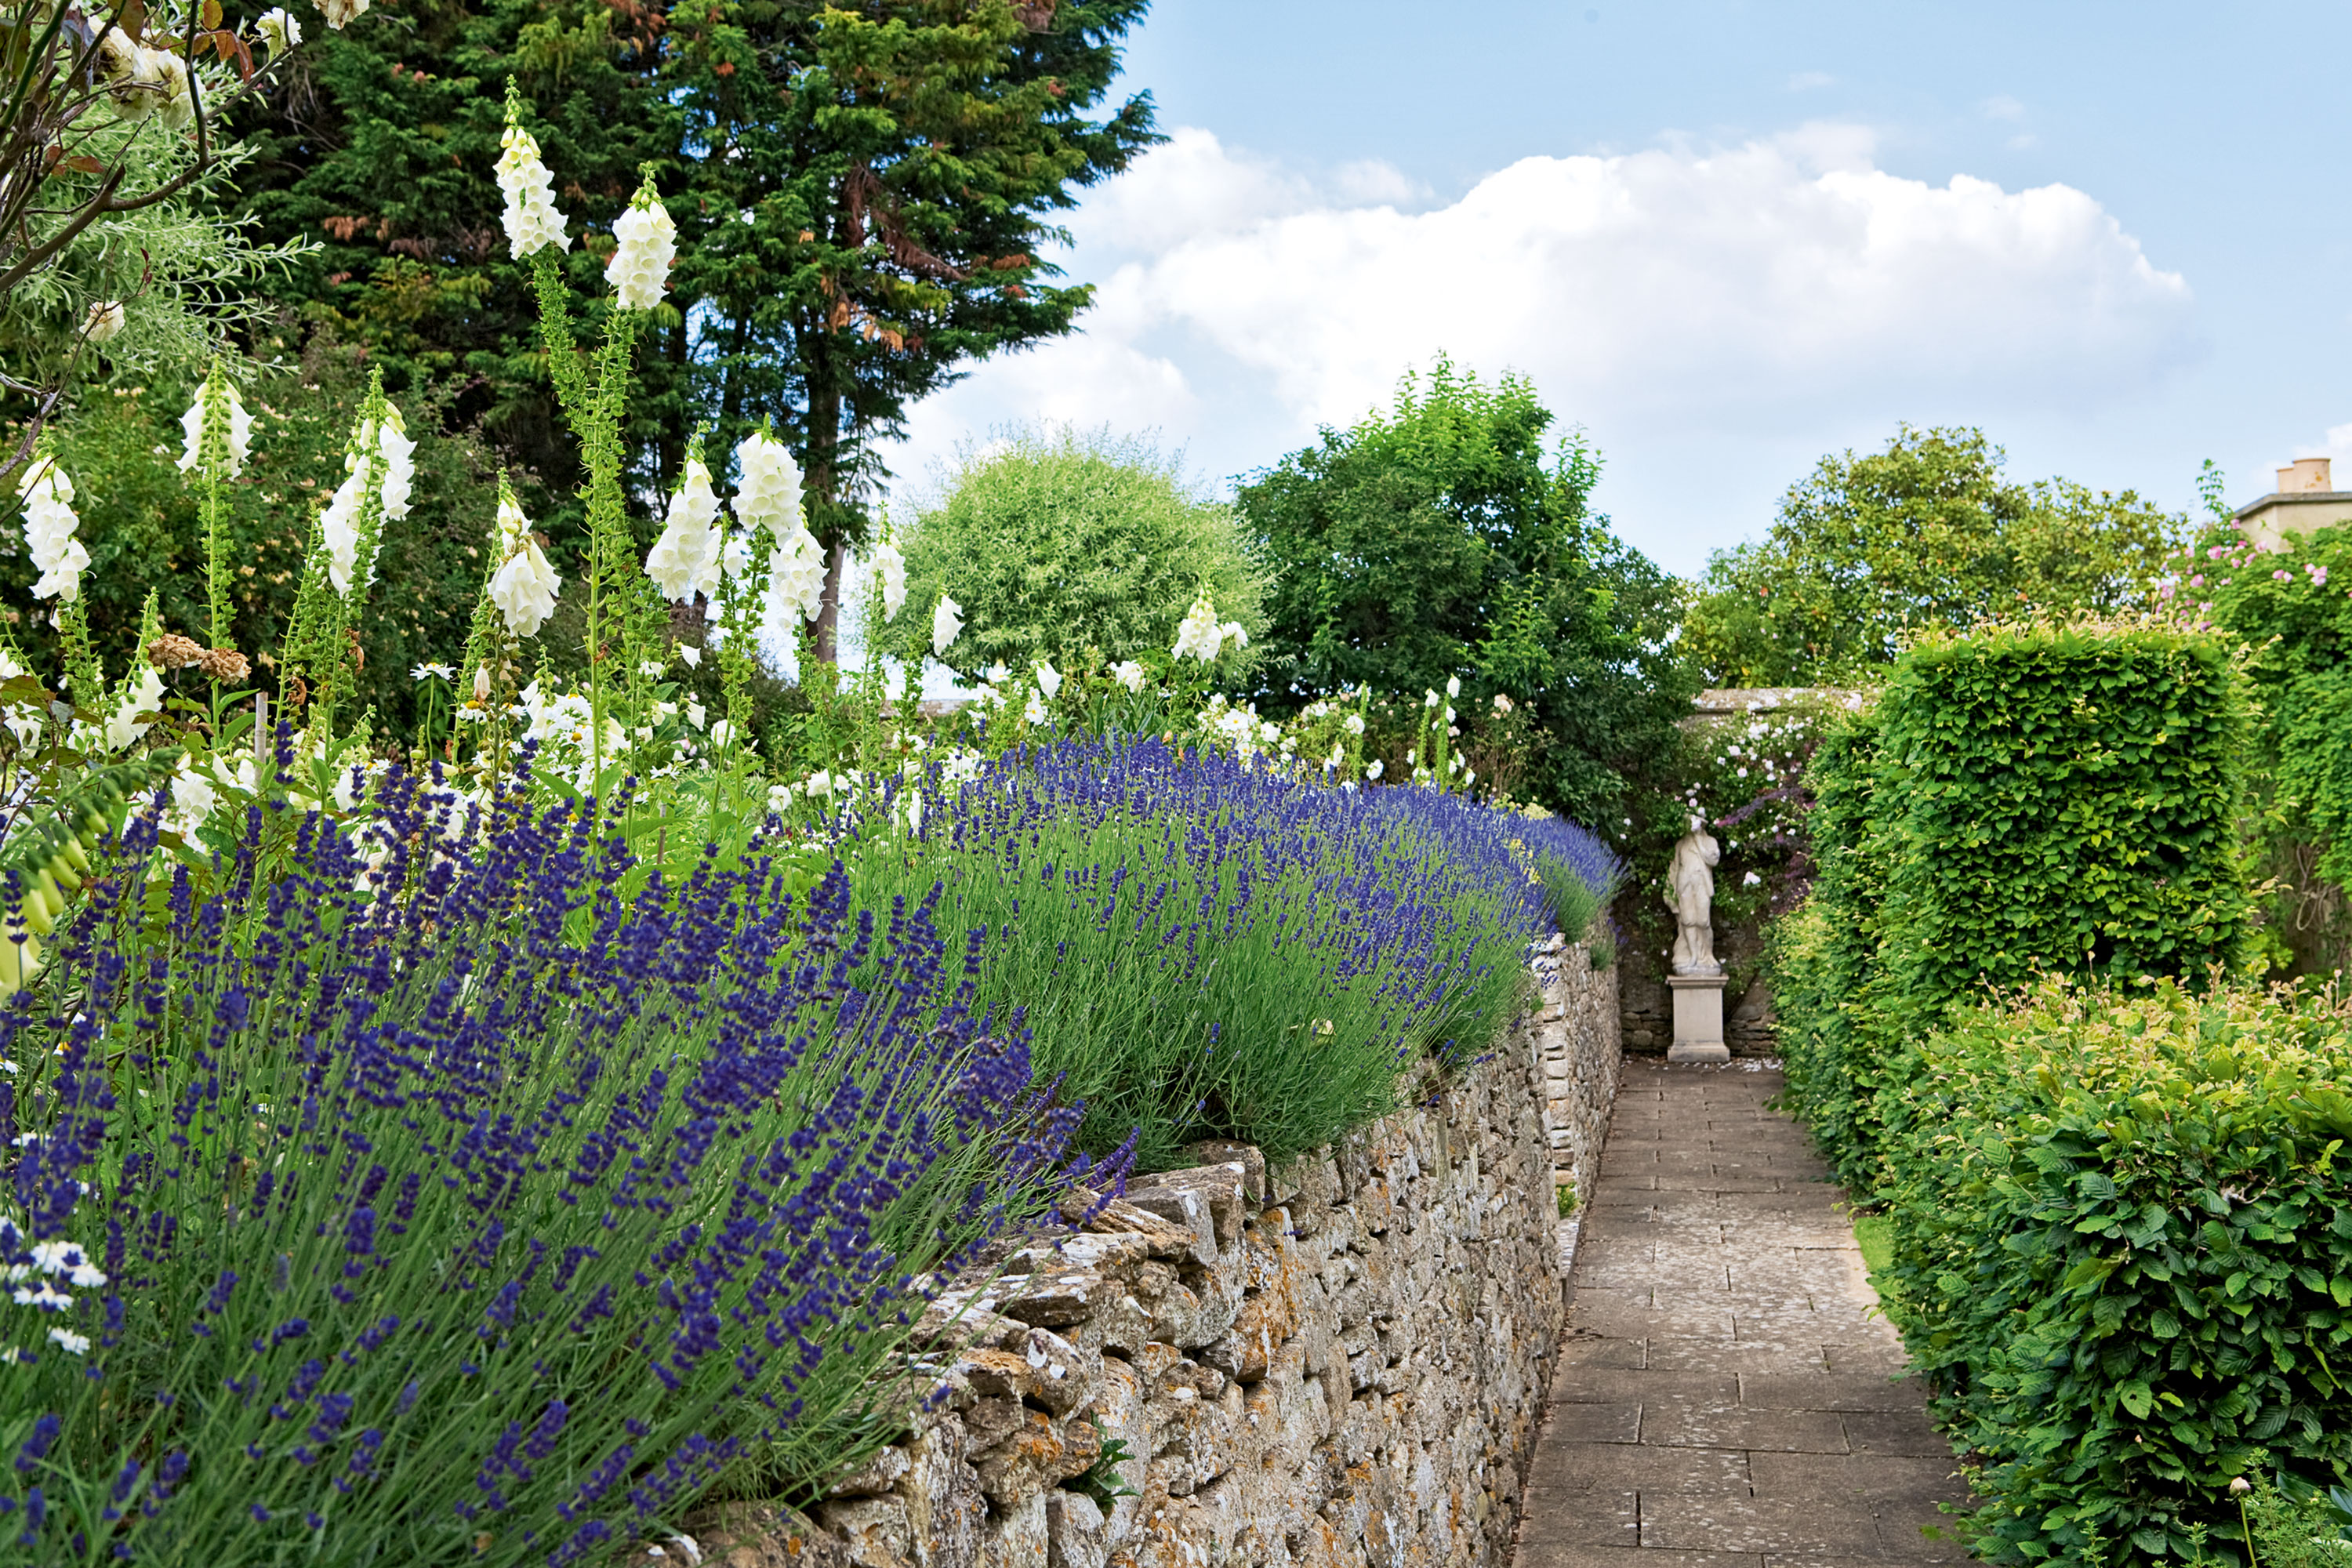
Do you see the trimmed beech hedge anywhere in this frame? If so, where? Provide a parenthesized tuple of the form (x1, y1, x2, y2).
(1774, 621, 2252, 1189)
(1875, 982, 2352, 1566)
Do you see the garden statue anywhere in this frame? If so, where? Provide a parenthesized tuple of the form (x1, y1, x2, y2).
(1665, 818, 1721, 975)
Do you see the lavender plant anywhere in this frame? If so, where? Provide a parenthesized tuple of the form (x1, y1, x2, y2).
(1512, 809, 1624, 942)
(842, 740, 1589, 1170)
(0, 750, 1091, 1566)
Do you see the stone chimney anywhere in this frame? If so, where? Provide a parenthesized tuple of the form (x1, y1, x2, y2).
(2278, 456, 2334, 493)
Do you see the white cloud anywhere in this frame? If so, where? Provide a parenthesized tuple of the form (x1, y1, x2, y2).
(1980, 95, 2029, 122)
(1787, 71, 1835, 92)
(888, 124, 2199, 571)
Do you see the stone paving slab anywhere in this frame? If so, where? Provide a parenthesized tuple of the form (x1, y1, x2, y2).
(1515, 1062, 1971, 1567)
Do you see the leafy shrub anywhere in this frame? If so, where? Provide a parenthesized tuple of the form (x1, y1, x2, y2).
(1875, 621, 2249, 1016)
(1871, 979, 2352, 1566)
(843, 741, 1586, 1171)
(885, 428, 1267, 681)
(1773, 621, 2252, 1187)
(0, 757, 1085, 1565)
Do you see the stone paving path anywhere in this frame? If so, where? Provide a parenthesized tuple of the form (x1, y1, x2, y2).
(1514, 1061, 1971, 1566)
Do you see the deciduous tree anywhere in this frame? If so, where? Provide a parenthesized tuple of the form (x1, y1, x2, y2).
(1240, 357, 1690, 829)
(1682, 424, 2183, 687)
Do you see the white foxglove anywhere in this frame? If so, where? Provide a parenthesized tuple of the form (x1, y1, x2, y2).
(1112, 659, 1145, 694)
(177, 378, 254, 478)
(96, 666, 163, 753)
(731, 430, 801, 534)
(1035, 660, 1062, 700)
(495, 122, 568, 259)
(931, 594, 963, 658)
(376, 403, 414, 522)
(16, 458, 88, 603)
(320, 403, 412, 594)
(1172, 591, 1222, 662)
(606, 188, 676, 311)
(488, 491, 561, 637)
(646, 454, 723, 603)
(873, 536, 906, 622)
(764, 524, 827, 636)
(1220, 620, 1248, 650)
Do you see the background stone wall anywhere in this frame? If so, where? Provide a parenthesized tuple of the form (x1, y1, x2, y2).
(1615, 900, 1776, 1058)
(689, 939, 1616, 1568)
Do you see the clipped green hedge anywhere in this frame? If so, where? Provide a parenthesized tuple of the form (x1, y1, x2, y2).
(1775, 621, 2252, 1187)
(1767, 710, 1893, 1185)
(1875, 981, 2352, 1566)
(1875, 622, 2251, 1014)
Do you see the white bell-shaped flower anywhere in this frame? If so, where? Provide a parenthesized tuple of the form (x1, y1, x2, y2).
(15, 457, 88, 603)
(931, 594, 964, 658)
(1172, 591, 1223, 662)
(606, 185, 677, 311)
(873, 536, 907, 622)
(646, 453, 724, 604)
(731, 430, 802, 534)
(488, 490, 561, 637)
(495, 122, 569, 259)
(177, 377, 254, 478)
(764, 524, 828, 637)
(256, 7, 301, 52)
(319, 402, 412, 595)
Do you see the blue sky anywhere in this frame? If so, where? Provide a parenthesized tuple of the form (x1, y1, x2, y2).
(885, 2, 2352, 578)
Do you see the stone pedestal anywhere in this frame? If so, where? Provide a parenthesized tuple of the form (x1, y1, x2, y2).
(1667, 972, 1730, 1063)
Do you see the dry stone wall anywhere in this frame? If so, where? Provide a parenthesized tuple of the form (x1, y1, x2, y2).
(688, 939, 1617, 1568)
(1530, 934, 1623, 1204)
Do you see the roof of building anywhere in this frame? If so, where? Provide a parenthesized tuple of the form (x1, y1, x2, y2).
(2234, 490, 2352, 521)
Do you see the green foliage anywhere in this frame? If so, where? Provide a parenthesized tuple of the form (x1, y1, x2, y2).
(0, 129, 310, 423)
(1684, 424, 2186, 688)
(2180, 490, 2352, 977)
(886, 427, 1267, 679)
(12, 338, 514, 739)
(837, 757, 1538, 1173)
(1876, 621, 2250, 1014)
(1766, 710, 1896, 1185)
(1241, 357, 1693, 830)
(1870, 979, 2352, 1566)
(1773, 622, 2252, 1188)
(230, 0, 1158, 570)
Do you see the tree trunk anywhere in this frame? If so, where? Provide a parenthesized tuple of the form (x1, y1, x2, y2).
(815, 539, 848, 666)
(804, 333, 844, 667)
